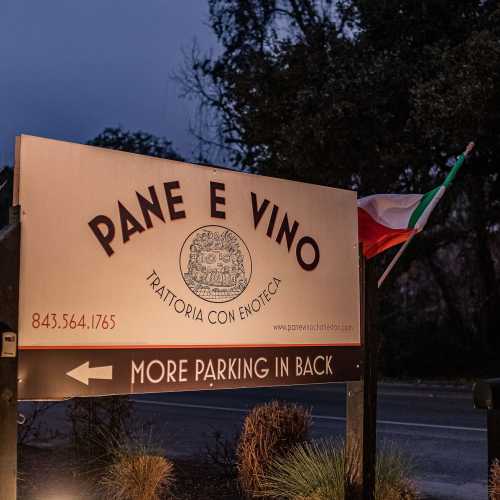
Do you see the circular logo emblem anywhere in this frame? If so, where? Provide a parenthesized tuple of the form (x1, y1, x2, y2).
(180, 225, 252, 303)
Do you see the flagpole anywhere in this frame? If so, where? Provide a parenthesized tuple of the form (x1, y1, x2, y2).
(377, 142, 475, 288)
(377, 233, 415, 288)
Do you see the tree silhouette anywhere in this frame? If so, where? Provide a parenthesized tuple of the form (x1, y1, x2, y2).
(180, 0, 500, 375)
(0, 166, 13, 230)
(88, 127, 184, 161)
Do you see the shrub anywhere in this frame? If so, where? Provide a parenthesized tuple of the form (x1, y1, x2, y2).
(17, 402, 57, 446)
(68, 395, 132, 461)
(261, 439, 417, 500)
(375, 443, 416, 500)
(101, 433, 174, 500)
(490, 459, 500, 500)
(205, 428, 239, 477)
(237, 401, 311, 497)
(262, 439, 349, 500)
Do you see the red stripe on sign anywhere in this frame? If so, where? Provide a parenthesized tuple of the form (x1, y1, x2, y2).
(19, 343, 362, 350)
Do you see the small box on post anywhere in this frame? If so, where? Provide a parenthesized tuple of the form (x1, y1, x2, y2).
(1, 332, 17, 358)
(473, 378, 500, 499)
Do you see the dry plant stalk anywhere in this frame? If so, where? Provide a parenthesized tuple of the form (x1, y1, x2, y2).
(490, 459, 500, 500)
(102, 452, 174, 500)
(237, 400, 311, 497)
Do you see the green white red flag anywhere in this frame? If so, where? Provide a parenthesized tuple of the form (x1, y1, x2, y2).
(358, 144, 473, 259)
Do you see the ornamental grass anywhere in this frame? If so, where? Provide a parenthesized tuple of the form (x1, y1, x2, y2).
(261, 439, 417, 500)
(100, 433, 174, 500)
(490, 459, 500, 500)
(261, 438, 350, 500)
(237, 400, 311, 497)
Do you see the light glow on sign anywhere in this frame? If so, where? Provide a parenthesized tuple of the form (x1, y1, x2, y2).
(16, 135, 361, 399)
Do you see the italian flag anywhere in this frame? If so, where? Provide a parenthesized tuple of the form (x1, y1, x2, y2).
(358, 146, 472, 259)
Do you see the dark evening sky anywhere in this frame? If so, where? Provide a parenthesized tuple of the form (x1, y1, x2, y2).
(1, 0, 215, 165)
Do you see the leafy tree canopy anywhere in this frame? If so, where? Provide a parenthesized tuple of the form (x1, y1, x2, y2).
(184, 0, 499, 192)
(181, 0, 500, 375)
(88, 127, 184, 162)
(0, 166, 13, 229)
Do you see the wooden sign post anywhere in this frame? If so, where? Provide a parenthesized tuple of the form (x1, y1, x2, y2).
(346, 250, 379, 499)
(0, 214, 20, 499)
(473, 378, 500, 499)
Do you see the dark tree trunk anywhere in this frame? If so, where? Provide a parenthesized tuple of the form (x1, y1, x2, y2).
(467, 173, 500, 360)
(425, 253, 467, 347)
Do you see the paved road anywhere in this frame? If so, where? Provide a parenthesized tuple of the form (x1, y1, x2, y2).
(19, 382, 487, 499)
(130, 383, 488, 499)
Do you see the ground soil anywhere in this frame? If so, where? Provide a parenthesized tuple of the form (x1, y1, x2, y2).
(18, 444, 243, 499)
(170, 459, 241, 499)
(18, 445, 431, 499)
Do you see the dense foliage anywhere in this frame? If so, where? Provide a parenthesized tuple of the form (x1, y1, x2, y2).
(0, 166, 13, 229)
(182, 0, 500, 376)
(87, 127, 184, 161)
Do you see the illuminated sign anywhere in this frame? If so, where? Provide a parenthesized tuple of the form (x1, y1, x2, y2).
(15, 135, 361, 399)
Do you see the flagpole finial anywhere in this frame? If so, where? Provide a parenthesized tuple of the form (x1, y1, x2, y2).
(464, 142, 475, 157)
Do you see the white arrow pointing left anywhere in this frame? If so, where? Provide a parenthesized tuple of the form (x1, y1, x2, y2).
(66, 361, 113, 386)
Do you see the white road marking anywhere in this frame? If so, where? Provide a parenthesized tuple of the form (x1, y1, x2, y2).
(288, 384, 473, 400)
(133, 399, 248, 414)
(131, 399, 486, 432)
(317, 414, 486, 432)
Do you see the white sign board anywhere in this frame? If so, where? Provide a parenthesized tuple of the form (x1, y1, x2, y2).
(15, 135, 360, 399)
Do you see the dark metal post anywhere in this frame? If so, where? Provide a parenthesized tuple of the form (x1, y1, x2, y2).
(0, 209, 20, 499)
(346, 250, 379, 499)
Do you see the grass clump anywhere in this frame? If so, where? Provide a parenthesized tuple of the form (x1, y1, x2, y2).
(237, 400, 311, 497)
(100, 433, 174, 500)
(375, 443, 416, 500)
(262, 438, 349, 500)
(490, 459, 500, 500)
(262, 439, 417, 500)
